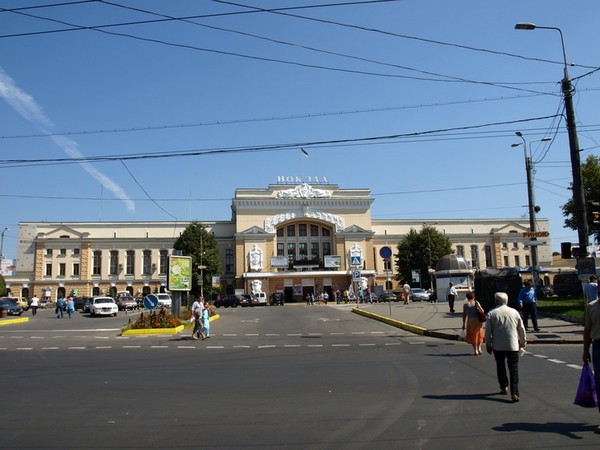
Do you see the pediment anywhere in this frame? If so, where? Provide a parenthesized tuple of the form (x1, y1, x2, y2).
(41, 225, 89, 239)
(491, 222, 529, 234)
(344, 224, 370, 233)
(239, 225, 269, 235)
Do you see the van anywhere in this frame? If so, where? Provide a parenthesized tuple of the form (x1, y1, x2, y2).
(255, 292, 267, 306)
(553, 272, 582, 297)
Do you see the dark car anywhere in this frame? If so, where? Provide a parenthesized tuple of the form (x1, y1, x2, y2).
(270, 292, 285, 306)
(83, 298, 93, 313)
(116, 295, 138, 311)
(0, 298, 24, 316)
(73, 297, 89, 311)
(244, 294, 260, 306)
(214, 294, 243, 308)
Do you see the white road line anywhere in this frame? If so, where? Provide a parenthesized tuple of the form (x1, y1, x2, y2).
(258, 345, 276, 348)
(96, 346, 112, 349)
(284, 345, 301, 348)
(122, 346, 141, 349)
(548, 359, 565, 364)
(222, 333, 237, 336)
(42, 347, 59, 350)
(533, 354, 548, 358)
(177, 346, 196, 349)
(384, 343, 402, 346)
(233, 345, 251, 348)
(68, 347, 86, 350)
(287, 333, 302, 336)
(30, 336, 44, 339)
(351, 332, 366, 335)
(371, 331, 385, 334)
(308, 333, 323, 336)
(567, 364, 583, 370)
(266, 334, 280, 336)
(206, 346, 224, 349)
(17, 347, 33, 350)
(359, 343, 376, 347)
(332, 344, 350, 347)
(245, 333, 259, 336)
(330, 332, 344, 335)
(151, 346, 168, 348)
(308, 345, 323, 347)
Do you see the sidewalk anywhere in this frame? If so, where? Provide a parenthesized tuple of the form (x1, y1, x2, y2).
(345, 301, 584, 345)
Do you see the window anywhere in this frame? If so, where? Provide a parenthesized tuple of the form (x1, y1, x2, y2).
(298, 242, 308, 259)
(46, 248, 53, 256)
(276, 243, 284, 256)
(59, 263, 66, 276)
(110, 250, 119, 276)
(384, 259, 392, 271)
(225, 249, 234, 273)
(143, 250, 152, 275)
(126, 250, 135, 275)
(525, 255, 531, 266)
(470, 245, 478, 269)
(502, 242, 508, 249)
(73, 263, 80, 276)
(503, 255, 509, 267)
(323, 242, 331, 256)
(484, 245, 492, 268)
(287, 225, 295, 237)
(45, 263, 52, 276)
(513, 242, 519, 249)
(514, 255, 521, 267)
(456, 245, 464, 257)
(311, 242, 319, 259)
(299, 224, 307, 237)
(277, 228, 284, 237)
(92, 251, 102, 275)
(73, 248, 80, 256)
(60, 248, 67, 256)
(311, 225, 319, 237)
(159, 250, 168, 275)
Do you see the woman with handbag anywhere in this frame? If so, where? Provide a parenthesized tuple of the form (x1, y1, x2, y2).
(462, 291, 484, 355)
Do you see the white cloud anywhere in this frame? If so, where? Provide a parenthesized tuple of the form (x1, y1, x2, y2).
(0, 66, 135, 213)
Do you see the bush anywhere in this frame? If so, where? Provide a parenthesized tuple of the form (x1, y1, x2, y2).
(126, 308, 182, 329)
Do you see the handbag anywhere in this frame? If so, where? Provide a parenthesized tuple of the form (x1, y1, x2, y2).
(574, 362, 598, 407)
(476, 302, 487, 322)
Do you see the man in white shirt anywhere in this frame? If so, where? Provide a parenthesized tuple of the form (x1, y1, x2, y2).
(485, 292, 527, 403)
(447, 282, 458, 313)
(30, 295, 39, 316)
(191, 295, 205, 340)
(584, 275, 599, 305)
(403, 282, 412, 305)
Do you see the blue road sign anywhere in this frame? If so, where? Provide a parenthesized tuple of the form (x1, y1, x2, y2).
(379, 246, 392, 259)
(350, 256, 362, 266)
(143, 294, 159, 310)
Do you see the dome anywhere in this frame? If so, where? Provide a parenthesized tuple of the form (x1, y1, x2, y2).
(435, 254, 471, 272)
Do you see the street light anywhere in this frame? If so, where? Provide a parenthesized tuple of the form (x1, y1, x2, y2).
(511, 133, 551, 286)
(423, 222, 438, 289)
(0, 227, 9, 260)
(515, 22, 588, 258)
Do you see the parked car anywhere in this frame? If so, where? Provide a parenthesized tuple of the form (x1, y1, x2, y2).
(241, 294, 256, 306)
(116, 295, 138, 311)
(410, 288, 431, 302)
(254, 292, 267, 306)
(156, 293, 172, 308)
(0, 298, 24, 315)
(72, 297, 89, 311)
(270, 292, 285, 306)
(89, 296, 118, 316)
(0, 297, 29, 311)
(378, 292, 397, 302)
(39, 299, 54, 309)
(214, 294, 243, 308)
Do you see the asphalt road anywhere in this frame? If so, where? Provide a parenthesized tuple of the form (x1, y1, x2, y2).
(1, 305, 599, 449)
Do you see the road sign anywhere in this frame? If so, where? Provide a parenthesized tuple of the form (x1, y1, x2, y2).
(350, 256, 362, 266)
(379, 246, 392, 259)
(524, 240, 547, 246)
(143, 294, 159, 310)
(352, 270, 361, 281)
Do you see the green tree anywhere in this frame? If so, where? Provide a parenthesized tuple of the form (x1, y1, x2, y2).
(173, 222, 221, 298)
(562, 155, 600, 243)
(395, 227, 453, 288)
(0, 274, 6, 296)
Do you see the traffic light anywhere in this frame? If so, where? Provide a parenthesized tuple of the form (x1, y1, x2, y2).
(593, 210, 600, 224)
(588, 201, 600, 225)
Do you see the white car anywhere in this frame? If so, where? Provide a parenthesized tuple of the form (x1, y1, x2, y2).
(156, 293, 172, 308)
(89, 296, 118, 316)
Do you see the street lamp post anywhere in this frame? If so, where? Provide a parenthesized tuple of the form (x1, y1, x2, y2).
(422, 222, 438, 290)
(0, 227, 9, 260)
(515, 22, 588, 258)
(511, 133, 551, 286)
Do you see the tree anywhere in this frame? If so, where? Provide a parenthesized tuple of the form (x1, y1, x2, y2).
(0, 274, 6, 297)
(395, 227, 453, 288)
(173, 222, 221, 297)
(562, 155, 600, 243)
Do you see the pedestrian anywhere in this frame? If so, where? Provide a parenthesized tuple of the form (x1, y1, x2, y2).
(518, 279, 540, 332)
(403, 281, 412, 305)
(584, 275, 599, 305)
(485, 292, 527, 403)
(201, 300, 211, 339)
(30, 295, 39, 316)
(66, 297, 75, 318)
(447, 282, 457, 313)
(56, 296, 65, 318)
(191, 295, 204, 340)
(461, 291, 484, 355)
(582, 294, 600, 434)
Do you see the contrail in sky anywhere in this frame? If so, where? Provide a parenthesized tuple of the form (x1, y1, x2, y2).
(0, 67, 135, 213)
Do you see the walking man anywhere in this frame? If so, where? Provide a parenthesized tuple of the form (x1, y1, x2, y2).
(582, 294, 600, 434)
(191, 295, 205, 340)
(447, 282, 457, 313)
(584, 275, 599, 305)
(485, 292, 527, 403)
(518, 279, 540, 332)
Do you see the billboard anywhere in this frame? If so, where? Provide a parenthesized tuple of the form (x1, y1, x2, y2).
(0, 259, 16, 277)
(271, 256, 289, 268)
(167, 256, 192, 291)
(324, 255, 341, 268)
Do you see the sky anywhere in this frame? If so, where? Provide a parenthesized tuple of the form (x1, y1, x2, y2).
(0, 0, 599, 259)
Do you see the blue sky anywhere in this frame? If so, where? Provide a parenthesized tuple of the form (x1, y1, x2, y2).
(1, 0, 599, 259)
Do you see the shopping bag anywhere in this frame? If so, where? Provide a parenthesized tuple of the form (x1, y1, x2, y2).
(574, 362, 598, 407)
(458, 329, 466, 340)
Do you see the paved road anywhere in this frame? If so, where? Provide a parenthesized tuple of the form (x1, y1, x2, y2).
(1, 305, 598, 449)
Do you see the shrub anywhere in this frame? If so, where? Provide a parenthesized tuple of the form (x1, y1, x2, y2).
(126, 308, 182, 329)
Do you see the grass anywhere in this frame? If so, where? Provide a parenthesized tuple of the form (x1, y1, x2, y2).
(537, 297, 585, 320)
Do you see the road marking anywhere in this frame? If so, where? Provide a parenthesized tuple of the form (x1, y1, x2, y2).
(332, 344, 350, 347)
(351, 332, 366, 335)
(567, 364, 582, 370)
(151, 346, 168, 348)
(548, 359, 565, 364)
(233, 345, 251, 348)
(206, 346, 224, 349)
(222, 333, 237, 337)
(96, 346, 112, 349)
(67, 347, 86, 350)
(16, 347, 33, 350)
(287, 333, 302, 336)
(308, 345, 323, 347)
(330, 332, 344, 335)
(359, 343, 376, 347)
(122, 346, 141, 349)
(285, 345, 301, 348)
(245, 333, 259, 336)
(266, 333, 280, 336)
(177, 346, 196, 349)
(258, 345, 276, 349)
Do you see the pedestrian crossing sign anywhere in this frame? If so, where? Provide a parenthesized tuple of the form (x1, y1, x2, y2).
(350, 256, 362, 266)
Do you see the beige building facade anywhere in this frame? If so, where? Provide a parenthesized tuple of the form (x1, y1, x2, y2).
(8, 182, 552, 302)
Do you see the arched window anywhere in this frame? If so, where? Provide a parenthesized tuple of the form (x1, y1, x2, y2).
(275, 221, 333, 269)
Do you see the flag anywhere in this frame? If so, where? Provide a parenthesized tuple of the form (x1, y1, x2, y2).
(300, 148, 309, 157)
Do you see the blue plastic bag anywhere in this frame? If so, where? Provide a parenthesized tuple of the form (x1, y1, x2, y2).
(574, 362, 598, 408)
